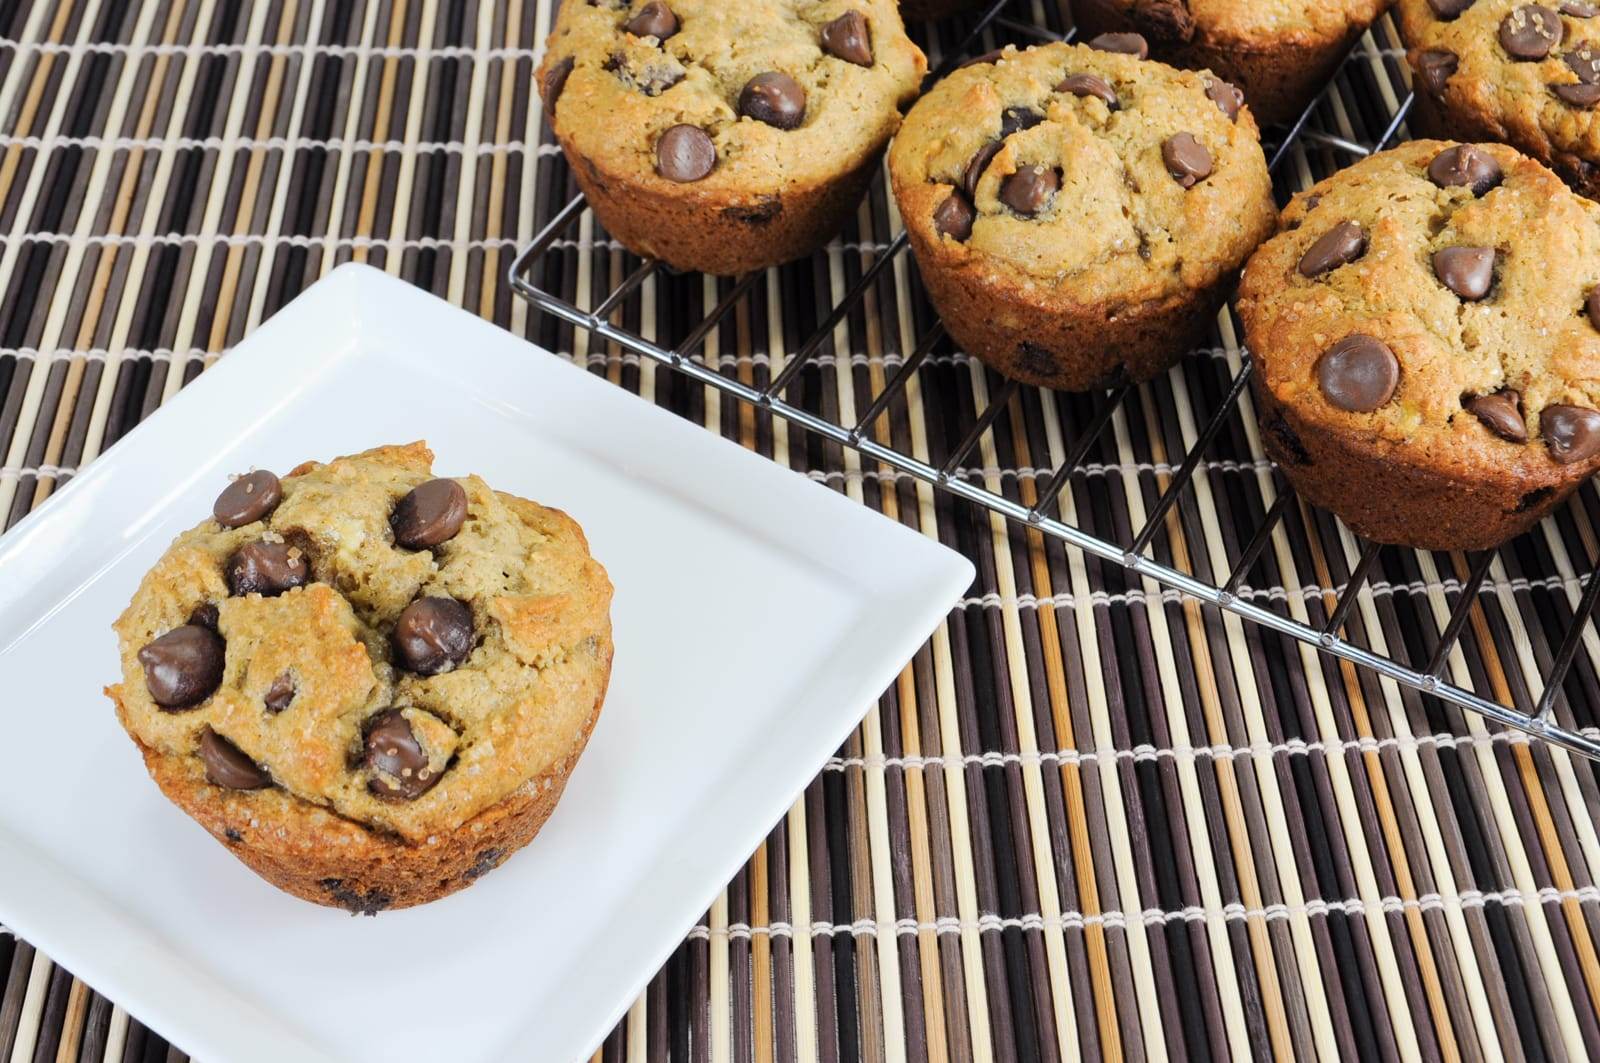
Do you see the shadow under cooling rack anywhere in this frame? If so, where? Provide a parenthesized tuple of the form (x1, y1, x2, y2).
(509, 1, 1600, 761)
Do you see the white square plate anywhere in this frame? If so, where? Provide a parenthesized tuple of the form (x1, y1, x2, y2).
(0, 264, 972, 1063)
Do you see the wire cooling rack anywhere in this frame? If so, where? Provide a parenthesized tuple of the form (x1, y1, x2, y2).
(509, 1, 1600, 761)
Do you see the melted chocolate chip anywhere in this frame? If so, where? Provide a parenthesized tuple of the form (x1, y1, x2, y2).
(200, 728, 271, 789)
(1562, 1, 1600, 14)
(1000, 107, 1044, 136)
(655, 124, 716, 182)
(392, 597, 475, 676)
(1500, 6, 1562, 60)
(933, 192, 975, 241)
(999, 165, 1059, 216)
(739, 72, 806, 130)
(1554, 81, 1600, 104)
(1415, 49, 1460, 93)
(138, 625, 225, 709)
(820, 10, 872, 66)
(1557, 46, 1600, 103)
(187, 603, 220, 631)
(1087, 32, 1148, 59)
(1317, 335, 1400, 412)
(962, 141, 1002, 198)
(1427, 0, 1477, 16)
(542, 56, 574, 118)
(1297, 221, 1367, 277)
(1542, 405, 1600, 463)
(1427, 145, 1503, 196)
(1432, 246, 1496, 300)
(365, 709, 442, 800)
(227, 541, 309, 597)
(391, 478, 468, 549)
(1588, 287, 1600, 330)
(1466, 391, 1528, 442)
(264, 672, 295, 712)
(1162, 133, 1212, 188)
(622, 1, 678, 40)
(213, 470, 282, 528)
(1205, 79, 1244, 121)
(1058, 73, 1118, 108)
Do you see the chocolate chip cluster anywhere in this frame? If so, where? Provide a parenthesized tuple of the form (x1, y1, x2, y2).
(1416, 1, 1600, 106)
(930, 34, 1240, 244)
(135, 469, 477, 801)
(1297, 143, 1600, 463)
(542, 4, 880, 185)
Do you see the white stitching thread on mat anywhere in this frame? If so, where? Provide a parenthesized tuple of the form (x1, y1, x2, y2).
(681, 885, 1600, 942)
(821, 724, 1600, 775)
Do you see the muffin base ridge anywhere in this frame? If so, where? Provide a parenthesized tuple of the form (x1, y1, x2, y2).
(1253, 379, 1579, 551)
(115, 678, 608, 913)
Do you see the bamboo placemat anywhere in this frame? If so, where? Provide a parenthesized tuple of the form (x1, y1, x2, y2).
(5, 1, 1600, 1060)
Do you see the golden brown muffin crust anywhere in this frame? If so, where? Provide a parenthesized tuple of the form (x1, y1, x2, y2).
(891, 42, 1276, 309)
(109, 443, 614, 849)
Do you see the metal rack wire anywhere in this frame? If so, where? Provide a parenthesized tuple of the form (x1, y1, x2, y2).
(509, 1, 1600, 760)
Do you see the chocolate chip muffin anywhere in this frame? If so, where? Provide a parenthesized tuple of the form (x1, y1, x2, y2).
(537, 1, 926, 275)
(1237, 140, 1600, 550)
(889, 41, 1276, 391)
(1070, 0, 1391, 126)
(1398, 0, 1600, 200)
(106, 443, 614, 912)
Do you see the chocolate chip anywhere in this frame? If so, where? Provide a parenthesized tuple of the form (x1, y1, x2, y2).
(199, 728, 271, 790)
(542, 56, 574, 118)
(1000, 107, 1044, 136)
(655, 124, 716, 182)
(1500, 6, 1562, 60)
(392, 478, 468, 549)
(1562, 1, 1599, 14)
(1542, 405, 1600, 463)
(820, 11, 872, 66)
(264, 672, 295, 712)
(227, 541, 309, 597)
(962, 141, 1002, 198)
(1427, 145, 1503, 196)
(1058, 73, 1118, 108)
(187, 603, 220, 631)
(623, 1, 678, 40)
(1554, 81, 1600, 104)
(138, 625, 225, 709)
(1087, 32, 1148, 59)
(1317, 335, 1399, 412)
(1297, 220, 1367, 277)
(1466, 391, 1528, 442)
(1205, 79, 1244, 121)
(1432, 246, 1496, 300)
(1000, 165, 1059, 216)
(1162, 133, 1212, 188)
(739, 72, 806, 130)
(213, 470, 282, 527)
(365, 709, 442, 800)
(393, 597, 475, 676)
(1588, 287, 1600, 330)
(1427, 0, 1477, 16)
(1415, 50, 1459, 93)
(933, 192, 975, 241)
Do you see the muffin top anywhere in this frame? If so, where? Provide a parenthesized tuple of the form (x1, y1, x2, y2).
(1238, 140, 1600, 478)
(1095, 0, 1389, 47)
(108, 443, 614, 845)
(889, 41, 1276, 308)
(536, 0, 924, 191)
(1398, 1, 1600, 167)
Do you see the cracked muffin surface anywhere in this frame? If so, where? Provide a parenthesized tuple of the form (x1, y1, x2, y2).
(536, 0, 925, 273)
(1398, 0, 1600, 199)
(889, 40, 1275, 390)
(107, 443, 614, 909)
(1238, 140, 1600, 548)
(1071, 0, 1389, 125)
